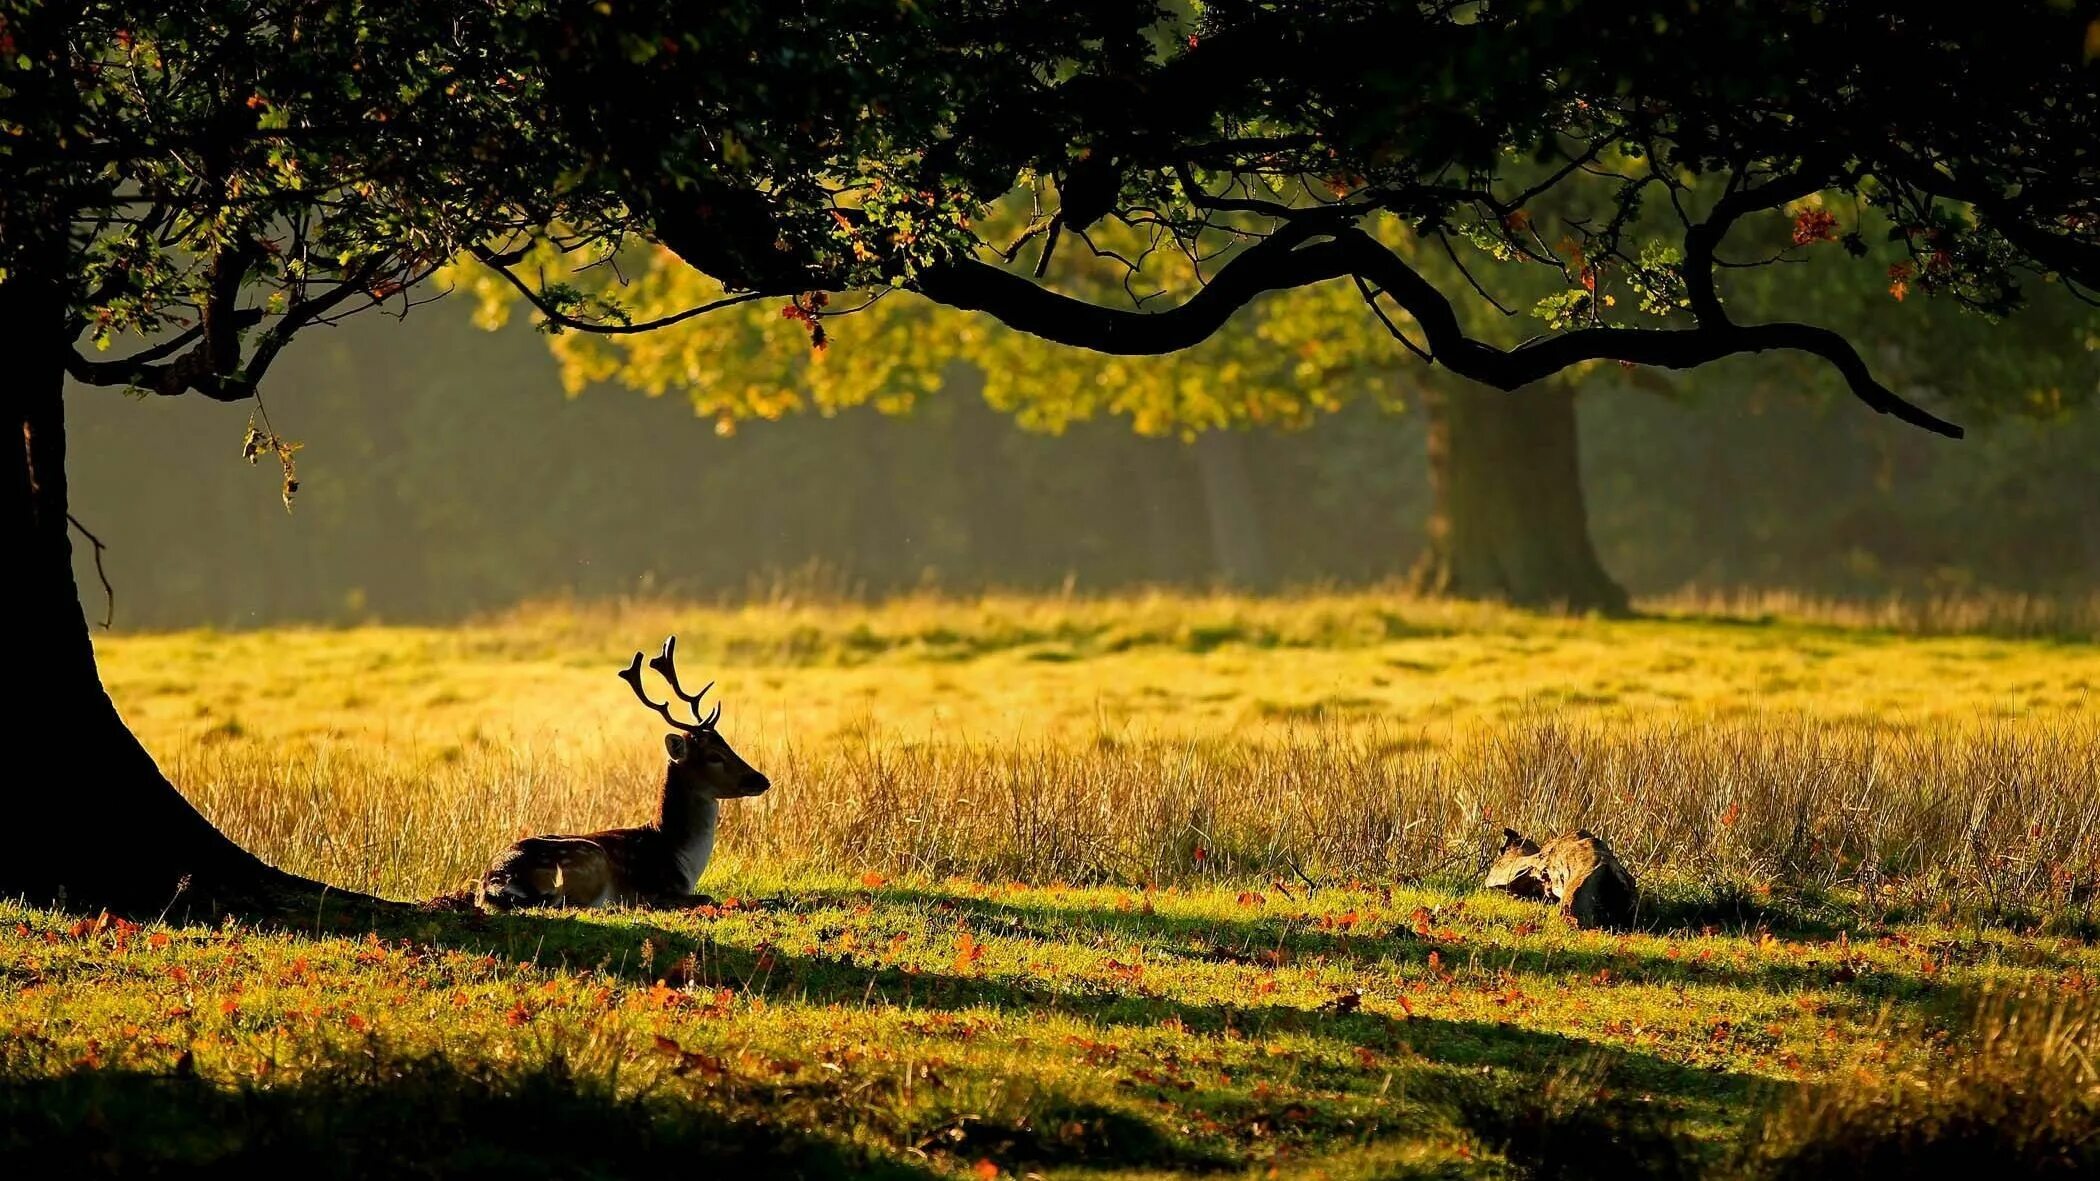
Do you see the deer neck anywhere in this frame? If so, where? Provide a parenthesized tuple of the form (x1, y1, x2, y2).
(656, 769, 720, 889)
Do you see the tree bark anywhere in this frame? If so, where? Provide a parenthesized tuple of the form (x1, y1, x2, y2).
(3, 268, 366, 916)
(1412, 383, 1628, 613)
(1193, 431, 1271, 588)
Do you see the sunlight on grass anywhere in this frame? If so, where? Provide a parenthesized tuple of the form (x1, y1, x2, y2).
(92, 589, 2098, 905)
(20, 589, 2095, 1175)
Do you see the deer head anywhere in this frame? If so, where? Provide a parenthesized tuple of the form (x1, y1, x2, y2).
(619, 636, 770, 799)
(1484, 827, 1547, 898)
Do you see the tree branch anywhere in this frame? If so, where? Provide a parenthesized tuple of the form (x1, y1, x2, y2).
(470, 246, 767, 333)
(67, 309, 265, 386)
(68, 268, 383, 400)
(1681, 171, 1830, 327)
(68, 513, 115, 629)
(912, 224, 1963, 438)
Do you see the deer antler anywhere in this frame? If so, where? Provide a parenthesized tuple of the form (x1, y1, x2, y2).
(646, 635, 720, 729)
(619, 648, 706, 734)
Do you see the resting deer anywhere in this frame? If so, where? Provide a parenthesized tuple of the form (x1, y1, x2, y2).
(477, 637, 770, 910)
(1484, 828, 1639, 929)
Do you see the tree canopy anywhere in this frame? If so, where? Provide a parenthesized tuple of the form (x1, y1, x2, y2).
(473, 0, 2100, 442)
(14, 2, 2098, 439)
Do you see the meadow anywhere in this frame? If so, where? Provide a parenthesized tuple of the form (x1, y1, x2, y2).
(6, 588, 2099, 1176)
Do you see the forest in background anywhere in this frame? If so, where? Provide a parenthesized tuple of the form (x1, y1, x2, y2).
(64, 299, 2099, 629)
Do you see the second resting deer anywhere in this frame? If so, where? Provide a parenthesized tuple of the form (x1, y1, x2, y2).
(478, 636, 769, 910)
(1484, 827, 1639, 929)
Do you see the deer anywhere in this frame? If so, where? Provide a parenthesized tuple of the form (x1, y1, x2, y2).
(477, 636, 770, 910)
(1484, 828, 1639, 929)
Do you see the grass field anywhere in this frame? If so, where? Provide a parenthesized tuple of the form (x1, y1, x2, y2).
(7, 589, 2099, 1175)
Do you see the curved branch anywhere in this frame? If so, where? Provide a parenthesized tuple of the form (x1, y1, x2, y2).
(69, 268, 383, 401)
(1680, 171, 1830, 327)
(67, 309, 266, 388)
(913, 224, 1963, 438)
(470, 246, 767, 333)
(912, 215, 1349, 353)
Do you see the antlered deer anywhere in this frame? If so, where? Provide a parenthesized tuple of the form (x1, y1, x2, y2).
(478, 637, 769, 909)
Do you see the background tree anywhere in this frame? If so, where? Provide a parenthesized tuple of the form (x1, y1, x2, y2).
(62, 301, 2098, 626)
(473, 203, 2093, 611)
(486, 1, 2099, 608)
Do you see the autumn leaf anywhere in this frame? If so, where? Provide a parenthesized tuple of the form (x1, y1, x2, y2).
(972, 1160, 1001, 1180)
(1791, 208, 1839, 246)
(1888, 263, 1914, 301)
(859, 871, 888, 888)
(954, 931, 986, 973)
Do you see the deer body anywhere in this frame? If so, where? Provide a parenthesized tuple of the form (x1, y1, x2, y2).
(478, 638, 767, 910)
(1484, 828, 1639, 929)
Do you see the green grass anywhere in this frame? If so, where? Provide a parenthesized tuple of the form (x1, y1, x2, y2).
(7, 870, 2097, 1177)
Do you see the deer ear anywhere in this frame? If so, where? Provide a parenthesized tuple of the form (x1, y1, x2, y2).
(1501, 828, 1524, 849)
(664, 732, 690, 762)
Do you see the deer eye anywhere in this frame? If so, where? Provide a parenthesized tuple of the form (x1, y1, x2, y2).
(702, 748, 726, 765)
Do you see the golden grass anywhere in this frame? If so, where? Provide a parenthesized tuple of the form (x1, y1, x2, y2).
(1643, 585, 2100, 640)
(93, 588, 2099, 906)
(17, 589, 2100, 1176)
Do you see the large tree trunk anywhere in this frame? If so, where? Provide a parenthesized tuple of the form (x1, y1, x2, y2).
(1412, 383, 1628, 613)
(3, 269, 364, 916)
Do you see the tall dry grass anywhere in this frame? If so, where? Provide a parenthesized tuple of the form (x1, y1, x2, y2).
(478, 582, 2100, 661)
(169, 711, 2100, 914)
(1644, 586, 2100, 640)
(1745, 984, 2100, 1177)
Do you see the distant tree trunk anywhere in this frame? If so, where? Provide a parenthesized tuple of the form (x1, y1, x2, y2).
(1193, 430, 1271, 588)
(1413, 384, 1627, 613)
(1129, 436, 1200, 584)
(2, 265, 365, 915)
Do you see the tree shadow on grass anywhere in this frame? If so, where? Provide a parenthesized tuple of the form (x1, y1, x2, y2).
(105, 897, 1778, 1176)
(230, 879, 2021, 1039)
(0, 1052, 936, 1180)
(769, 885, 1988, 1011)
(408, 907, 1763, 1118)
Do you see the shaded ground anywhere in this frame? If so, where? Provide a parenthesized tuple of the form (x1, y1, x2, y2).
(7, 874, 2091, 1177)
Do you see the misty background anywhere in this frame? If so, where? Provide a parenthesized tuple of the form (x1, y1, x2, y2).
(64, 302, 2100, 629)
